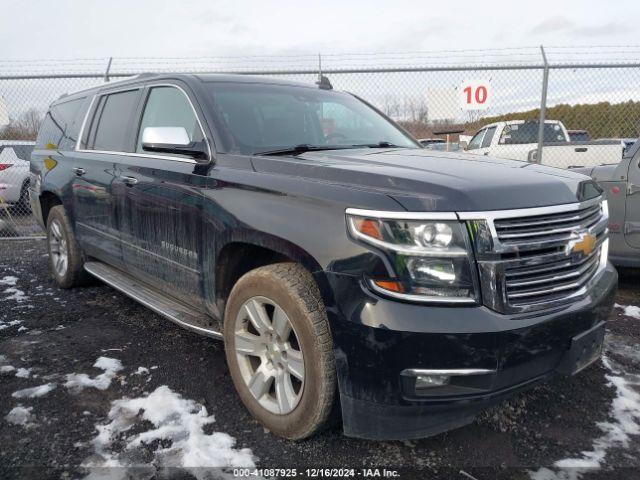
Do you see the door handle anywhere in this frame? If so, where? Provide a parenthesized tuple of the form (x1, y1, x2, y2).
(628, 183, 640, 195)
(483, 152, 489, 155)
(574, 147, 588, 153)
(72, 167, 86, 177)
(120, 175, 139, 186)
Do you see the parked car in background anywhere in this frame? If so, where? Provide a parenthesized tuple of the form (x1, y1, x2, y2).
(418, 138, 445, 147)
(567, 129, 590, 142)
(422, 141, 462, 152)
(570, 139, 640, 267)
(466, 120, 623, 169)
(596, 138, 637, 156)
(0, 140, 35, 211)
(30, 74, 616, 441)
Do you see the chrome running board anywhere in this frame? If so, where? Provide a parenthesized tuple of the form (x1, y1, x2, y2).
(84, 261, 222, 340)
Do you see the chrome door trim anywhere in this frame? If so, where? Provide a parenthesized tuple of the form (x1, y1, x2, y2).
(75, 83, 212, 164)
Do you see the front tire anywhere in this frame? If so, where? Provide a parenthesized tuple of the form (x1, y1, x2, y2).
(223, 263, 336, 440)
(46, 205, 89, 288)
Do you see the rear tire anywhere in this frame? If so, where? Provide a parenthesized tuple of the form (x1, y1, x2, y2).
(46, 206, 90, 288)
(223, 263, 336, 440)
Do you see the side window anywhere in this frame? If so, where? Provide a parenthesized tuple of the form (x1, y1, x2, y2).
(35, 98, 85, 150)
(481, 126, 496, 148)
(0, 147, 17, 163)
(136, 87, 204, 155)
(467, 129, 485, 150)
(87, 89, 140, 152)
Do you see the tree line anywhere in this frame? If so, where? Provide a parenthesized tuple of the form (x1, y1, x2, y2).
(396, 100, 640, 141)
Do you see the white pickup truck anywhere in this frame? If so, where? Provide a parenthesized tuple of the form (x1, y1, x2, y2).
(465, 120, 623, 169)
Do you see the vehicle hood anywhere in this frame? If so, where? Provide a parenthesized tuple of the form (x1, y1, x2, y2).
(251, 148, 599, 212)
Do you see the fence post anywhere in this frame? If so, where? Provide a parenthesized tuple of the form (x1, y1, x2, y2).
(536, 46, 549, 164)
(104, 57, 113, 83)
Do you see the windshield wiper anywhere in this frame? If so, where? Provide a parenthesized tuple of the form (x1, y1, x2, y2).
(255, 144, 359, 156)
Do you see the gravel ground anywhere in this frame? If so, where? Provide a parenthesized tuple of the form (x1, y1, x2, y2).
(1, 239, 639, 480)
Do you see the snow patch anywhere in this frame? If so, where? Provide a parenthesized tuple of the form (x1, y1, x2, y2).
(15, 367, 32, 378)
(1, 365, 16, 374)
(614, 303, 640, 320)
(84, 385, 255, 476)
(5, 405, 34, 426)
(3, 286, 28, 302)
(0, 276, 18, 286)
(65, 357, 123, 393)
(12, 383, 56, 399)
(529, 339, 640, 479)
(133, 367, 149, 375)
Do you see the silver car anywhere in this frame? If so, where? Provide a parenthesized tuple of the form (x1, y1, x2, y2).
(0, 140, 35, 211)
(571, 139, 639, 267)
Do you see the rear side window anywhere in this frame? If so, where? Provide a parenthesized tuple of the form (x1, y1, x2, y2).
(481, 126, 496, 148)
(86, 89, 140, 152)
(35, 98, 85, 151)
(12, 145, 34, 160)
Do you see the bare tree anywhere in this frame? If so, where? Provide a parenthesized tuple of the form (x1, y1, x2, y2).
(0, 108, 44, 140)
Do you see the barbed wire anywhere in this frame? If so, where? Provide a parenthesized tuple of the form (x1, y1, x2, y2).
(2, 45, 640, 76)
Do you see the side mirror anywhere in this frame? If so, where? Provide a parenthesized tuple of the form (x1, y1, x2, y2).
(141, 127, 208, 161)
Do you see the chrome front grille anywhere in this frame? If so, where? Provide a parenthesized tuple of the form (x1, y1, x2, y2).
(504, 247, 601, 307)
(459, 197, 608, 314)
(494, 202, 602, 247)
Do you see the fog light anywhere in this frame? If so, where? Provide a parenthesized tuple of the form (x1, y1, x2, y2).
(415, 374, 450, 388)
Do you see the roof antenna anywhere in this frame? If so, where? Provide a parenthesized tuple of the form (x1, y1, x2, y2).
(315, 53, 332, 90)
(104, 57, 113, 83)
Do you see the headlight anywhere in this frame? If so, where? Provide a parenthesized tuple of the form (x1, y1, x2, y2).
(346, 209, 478, 304)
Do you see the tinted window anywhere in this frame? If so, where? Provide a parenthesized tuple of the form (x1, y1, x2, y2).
(12, 145, 34, 160)
(481, 126, 496, 148)
(499, 121, 568, 145)
(467, 129, 485, 150)
(88, 90, 140, 152)
(207, 83, 417, 155)
(568, 131, 590, 142)
(136, 87, 204, 155)
(35, 98, 85, 150)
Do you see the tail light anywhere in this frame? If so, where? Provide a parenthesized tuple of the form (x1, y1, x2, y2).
(0, 163, 12, 171)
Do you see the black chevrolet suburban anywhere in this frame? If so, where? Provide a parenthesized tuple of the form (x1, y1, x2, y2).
(29, 74, 617, 440)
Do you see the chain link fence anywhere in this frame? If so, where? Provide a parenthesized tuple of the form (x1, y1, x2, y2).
(1, 47, 640, 238)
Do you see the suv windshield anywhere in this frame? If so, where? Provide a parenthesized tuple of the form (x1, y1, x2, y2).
(206, 82, 418, 155)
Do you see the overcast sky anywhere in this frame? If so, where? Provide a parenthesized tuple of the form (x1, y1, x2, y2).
(2, 0, 640, 60)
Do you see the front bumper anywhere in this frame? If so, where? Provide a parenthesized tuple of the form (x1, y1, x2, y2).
(322, 263, 617, 440)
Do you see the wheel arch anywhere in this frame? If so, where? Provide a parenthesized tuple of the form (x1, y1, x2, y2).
(212, 231, 335, 318)
(39, 190, 63, 224)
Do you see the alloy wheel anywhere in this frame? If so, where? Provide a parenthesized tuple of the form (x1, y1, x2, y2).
(49, 218, 69, 277)
(234, 296, 305, 415)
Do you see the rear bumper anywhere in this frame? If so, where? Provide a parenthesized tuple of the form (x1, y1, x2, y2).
(322, 264, 617, 440)
(0, 182, 21, 204)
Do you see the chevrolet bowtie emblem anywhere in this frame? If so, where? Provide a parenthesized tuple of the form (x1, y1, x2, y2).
(567, 232, 597, 257)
